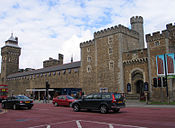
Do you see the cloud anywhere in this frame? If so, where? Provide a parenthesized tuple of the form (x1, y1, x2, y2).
(0, 0, 175, 70)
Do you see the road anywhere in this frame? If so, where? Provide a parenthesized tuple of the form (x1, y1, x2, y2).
(0, 103, 175, 128)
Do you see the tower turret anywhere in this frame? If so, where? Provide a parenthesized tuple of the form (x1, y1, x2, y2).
(1, 33, 21, 82)
(130, 16, 144, 49)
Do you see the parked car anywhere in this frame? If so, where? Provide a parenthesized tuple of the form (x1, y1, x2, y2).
(52, 95, 76, 107)
(1, 95, 33, 110)
(71, 92, 125, 114)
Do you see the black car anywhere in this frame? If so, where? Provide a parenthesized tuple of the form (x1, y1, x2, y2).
(1, 95, 34, 110)
(71, 92, 125, 114)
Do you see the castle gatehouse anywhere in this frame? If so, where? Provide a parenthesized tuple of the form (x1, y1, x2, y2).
(1, 16, 175, 102)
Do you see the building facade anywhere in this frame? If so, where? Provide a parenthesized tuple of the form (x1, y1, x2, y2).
(0, 16, 175, 102)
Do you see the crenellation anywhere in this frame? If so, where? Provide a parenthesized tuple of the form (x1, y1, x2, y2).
(166, 23, 173, 30)
(3, 16, 175, 102)
(130, 16, 143, 24)
(153, 31, 160, 36)
(146, 30, 169, 42)
(94, 24, 139, 39)
(166, 23, 175, 33)
(80, 39, 95, 48)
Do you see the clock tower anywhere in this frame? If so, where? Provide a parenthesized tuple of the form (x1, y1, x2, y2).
(1, 33, 21, 82)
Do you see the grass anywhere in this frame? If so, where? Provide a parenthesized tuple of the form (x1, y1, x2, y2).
(138, 100, 175, 105)
(149, 101, 175, 105)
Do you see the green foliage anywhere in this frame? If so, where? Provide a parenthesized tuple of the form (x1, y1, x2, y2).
(149, 101, 175, 105)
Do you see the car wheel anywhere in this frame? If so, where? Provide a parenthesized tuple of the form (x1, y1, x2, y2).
(13, 104, 17, 110)
(69, 103, 72, 107)
(73, 104, 80, 112)
(87, 109, 91, 112)
(100, 105, 108, 114)
(113, 108, 120, 113)
(54, 102, 58, 107)
(28, 106, 32, 109)
(1, 103, 5, 109)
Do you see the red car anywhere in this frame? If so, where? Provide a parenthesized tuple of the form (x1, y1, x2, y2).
(52, 95, 76, 107)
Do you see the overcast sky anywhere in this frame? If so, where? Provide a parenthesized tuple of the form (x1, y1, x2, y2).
(0, 0, 175, 70)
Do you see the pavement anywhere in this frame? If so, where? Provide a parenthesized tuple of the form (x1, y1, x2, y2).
(126, 100, 175, 108)
(33, 100, 52, 104)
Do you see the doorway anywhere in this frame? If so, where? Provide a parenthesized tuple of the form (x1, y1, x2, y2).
(131, 69, 144, 100)
(135, 80, 144, 100)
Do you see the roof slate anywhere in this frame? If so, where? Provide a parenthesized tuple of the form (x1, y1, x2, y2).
(7, 61, 81, 79)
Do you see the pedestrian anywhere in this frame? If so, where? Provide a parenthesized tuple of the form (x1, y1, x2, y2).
(43, 95, 47, 103)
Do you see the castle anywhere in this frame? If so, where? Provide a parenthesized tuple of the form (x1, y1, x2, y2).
(1, 16, 175, 102)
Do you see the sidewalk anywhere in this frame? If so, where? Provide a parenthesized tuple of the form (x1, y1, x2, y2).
(126, 100, 175, 108)
(34, 100, 52, 104)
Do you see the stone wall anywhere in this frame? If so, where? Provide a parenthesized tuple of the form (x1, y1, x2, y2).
(123, 49, 149, 93)
(80, 24, 140, 93)
(146, 23, 175, 101)
(1, 46, 21, 80)
(6, 67, 80, 96)
(80, 40, 97, 94)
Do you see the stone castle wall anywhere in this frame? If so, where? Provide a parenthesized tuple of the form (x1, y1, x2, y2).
(1, 16, 175, 102)
(146, 23, 175, 102)
(1, 46, 21, 79)
(80, 40, 97, 94)
(80, 22, 140, 93)
(123, 49, 149, 93)
(6, 67, 80, 96)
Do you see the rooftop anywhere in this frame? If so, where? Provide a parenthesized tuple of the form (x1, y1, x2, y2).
(7, 61, 81, 79)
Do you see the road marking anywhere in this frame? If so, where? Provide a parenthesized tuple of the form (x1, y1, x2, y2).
(0, 109, 7, 114)
(109, 124, 114, 128)
(81, 120, 147, 128)
(47, 125, 50, 128)
(28, 120, 147, 128)
(28, 120, 76, 128)
(76, 120, 82, 128)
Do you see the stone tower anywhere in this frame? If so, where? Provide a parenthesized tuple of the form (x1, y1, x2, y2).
(130, 16, 144, 49)
(80, 16, 141, 94)
(1, 33, 21, 82)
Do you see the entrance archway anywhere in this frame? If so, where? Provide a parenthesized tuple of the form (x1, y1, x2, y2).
(135, 80, 144, 99)
(131, 70, 144, 100)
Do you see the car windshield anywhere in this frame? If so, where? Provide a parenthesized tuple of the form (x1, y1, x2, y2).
(16, 95, 30, 99)
(67, 96, 74, 99)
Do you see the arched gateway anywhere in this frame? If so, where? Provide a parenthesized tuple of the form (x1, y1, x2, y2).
(131, 70, 145, 100)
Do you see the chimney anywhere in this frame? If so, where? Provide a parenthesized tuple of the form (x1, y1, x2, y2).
(58, 53, 63, 64)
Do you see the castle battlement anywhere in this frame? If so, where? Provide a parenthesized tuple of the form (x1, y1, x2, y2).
(94, 24, 139, 39)
(80, 39, 95, 48)
(130, 16, 143, 24)
(146, 22, 175, 42)
(146, 30, 169, 42)
(166, 23, 175, 30)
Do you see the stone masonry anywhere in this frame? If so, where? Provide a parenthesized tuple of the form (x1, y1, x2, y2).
(0, 16, 175, 102)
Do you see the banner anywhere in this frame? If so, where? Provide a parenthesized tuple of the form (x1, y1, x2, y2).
(156, 55, 165, 76)
(165, 53, 175, 75)
(156, 53, 175, 76)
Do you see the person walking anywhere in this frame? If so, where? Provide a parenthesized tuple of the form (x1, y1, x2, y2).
(43, 95, 47, 103)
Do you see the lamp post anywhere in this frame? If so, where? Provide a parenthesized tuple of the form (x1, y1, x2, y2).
(164, 54, 169, 103)
(46, 81, 50, 103)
